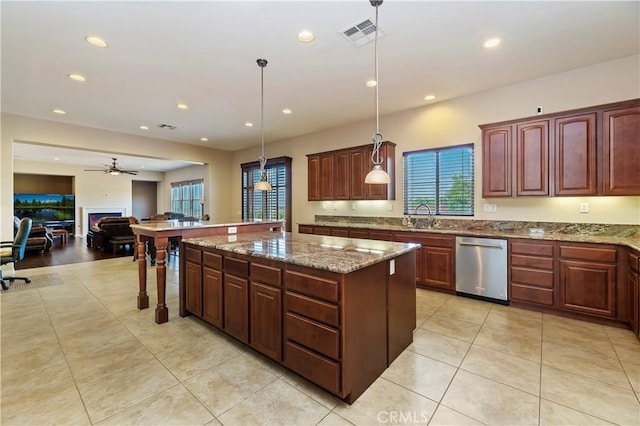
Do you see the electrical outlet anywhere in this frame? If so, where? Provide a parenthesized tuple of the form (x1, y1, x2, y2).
(580, 203, 589, 213)
(387, 204, 393, 211)
(483, 204, 497, 212)
(351, 203, 356, 210)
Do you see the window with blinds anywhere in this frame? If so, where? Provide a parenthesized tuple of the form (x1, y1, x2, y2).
(241, 156, 292, 232)
(403, 143, 474, 216)
(170, 179, 204, 217)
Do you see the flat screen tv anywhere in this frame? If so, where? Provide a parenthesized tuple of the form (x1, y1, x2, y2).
(14, 193, 75, 224)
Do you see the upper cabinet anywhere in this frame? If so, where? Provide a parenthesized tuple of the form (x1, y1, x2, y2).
(480, 99, 639, 197)
(603, 105, 640, 195)
(307, 142, 396, 201)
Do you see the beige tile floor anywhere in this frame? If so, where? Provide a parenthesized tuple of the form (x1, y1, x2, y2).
(1, 257, 639, 425)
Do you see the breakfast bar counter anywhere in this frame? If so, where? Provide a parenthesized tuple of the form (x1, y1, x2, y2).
(179, 231, 419, 403)
(130, 220, 281, 324)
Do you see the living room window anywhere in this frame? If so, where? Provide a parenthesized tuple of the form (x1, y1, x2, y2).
(403, 143, 474, 216)
(170, 179, 204, 218)
(241, 156, 292, 232)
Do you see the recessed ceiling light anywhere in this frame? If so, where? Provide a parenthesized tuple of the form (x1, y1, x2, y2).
(483, 37, 501, 49)
(282, 109, 292, 115)
(139, 125, 149, 130)
(85, 36, 108, 48)
(52, 109, 66, 115)
(54, 157, 61, 161)
(245, 122, 254, 127)
(176, 103, 189, 110)
(424, 95, 436, 101)
(140, 165, 145, 169)
(297, 30, 315, 43)
(200, 137, 208, 141)
(68, 73, 86, 82)
(365, 80, 377, 88)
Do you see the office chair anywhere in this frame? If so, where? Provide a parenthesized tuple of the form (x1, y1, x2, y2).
(1, 218, 32, 290)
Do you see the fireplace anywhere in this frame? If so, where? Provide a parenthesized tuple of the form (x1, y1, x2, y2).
(81, 207, 127, 237)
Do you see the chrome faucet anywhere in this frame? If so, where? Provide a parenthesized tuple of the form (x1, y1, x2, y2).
(408, 203, 435, 228)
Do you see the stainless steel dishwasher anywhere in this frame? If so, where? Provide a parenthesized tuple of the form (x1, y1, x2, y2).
(455, 236, 508, 304)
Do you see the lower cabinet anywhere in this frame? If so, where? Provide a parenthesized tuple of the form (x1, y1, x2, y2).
(628, 249, 639, 337)
(509, 239, 555, 306)
(394, 232, 455, 292)
(250, 282, 282, 361)
(202, 266, 223, 328)
(224, 274, 249, 343)
(185, 260, 203, 316)
(558, 243, 617, 318)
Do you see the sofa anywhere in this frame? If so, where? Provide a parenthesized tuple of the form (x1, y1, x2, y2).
(13, 216, 53, 254)
(87, 216, 136, 254)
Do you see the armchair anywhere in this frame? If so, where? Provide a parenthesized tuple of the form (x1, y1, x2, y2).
(13, 216, 53, 254)
(1, 218, 32, 290)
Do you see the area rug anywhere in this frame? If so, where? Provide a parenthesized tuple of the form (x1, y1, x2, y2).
(0, 273, 64, 293)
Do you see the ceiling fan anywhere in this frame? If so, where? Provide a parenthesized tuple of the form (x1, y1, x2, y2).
(84, 158, 139, 175)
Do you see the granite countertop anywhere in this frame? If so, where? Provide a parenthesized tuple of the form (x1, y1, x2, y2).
(131, 220, 282, 232)
(299, 218, 640, 252)
(182, 231, 419, 274)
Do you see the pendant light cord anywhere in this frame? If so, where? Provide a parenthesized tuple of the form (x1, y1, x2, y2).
(371, 1, 383, 166)
(258, 59, 268, 173)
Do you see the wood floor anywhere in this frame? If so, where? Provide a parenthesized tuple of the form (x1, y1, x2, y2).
(16, 236, 135, 269)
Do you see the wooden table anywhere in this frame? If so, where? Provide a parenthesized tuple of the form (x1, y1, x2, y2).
(130, 220, 282, 323)
(51, 229, 68, 244)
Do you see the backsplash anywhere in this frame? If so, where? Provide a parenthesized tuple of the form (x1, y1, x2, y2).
(314, 215, 640, 238)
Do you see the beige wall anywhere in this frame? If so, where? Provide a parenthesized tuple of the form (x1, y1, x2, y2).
(1, 114, 234, 240)
(231, 55, 640, 227)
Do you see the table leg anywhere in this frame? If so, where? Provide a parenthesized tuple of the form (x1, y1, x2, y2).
(154, 237, 169, 324)
(137, 236, 149, 309)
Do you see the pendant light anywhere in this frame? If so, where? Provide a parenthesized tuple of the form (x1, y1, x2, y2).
(364, 0, 391, 184)
(254, 58, 272, 191)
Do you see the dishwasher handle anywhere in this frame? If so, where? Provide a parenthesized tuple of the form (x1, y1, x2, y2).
(458, 241, 504, 249)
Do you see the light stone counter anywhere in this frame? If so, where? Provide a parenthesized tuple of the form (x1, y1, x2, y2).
(182, 231, 419, 274)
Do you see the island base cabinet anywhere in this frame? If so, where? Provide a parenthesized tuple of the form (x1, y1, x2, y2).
(224, 274, 249, 343)
(250, 282, 282, 361)
(202, 266, 223, 328)
(185, 261, 203, 317)
(628, 250, 639, 337)
(387, 252, 416, 364)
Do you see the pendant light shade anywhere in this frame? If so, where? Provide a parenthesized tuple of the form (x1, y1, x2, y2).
(256, 58, 272, 191)
(364, 0, 391, 185)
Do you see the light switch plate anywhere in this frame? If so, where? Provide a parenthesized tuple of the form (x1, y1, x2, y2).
(228, 226, 237, 234)
(483, 204, 497, 212)
(580, 203, 589, 213)
(389, 259, 395, 275)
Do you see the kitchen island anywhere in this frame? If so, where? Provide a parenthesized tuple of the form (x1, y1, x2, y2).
(131, 220, 281, 324)
(180, 231, 419, 403)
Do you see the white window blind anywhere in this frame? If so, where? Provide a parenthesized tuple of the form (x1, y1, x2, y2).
(403, 143, 474, 216)
(170, 179, 203, 217)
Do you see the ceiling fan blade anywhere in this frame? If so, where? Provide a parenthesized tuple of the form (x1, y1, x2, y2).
(122, 170, 139, 175)
(83, 169, 107, 171)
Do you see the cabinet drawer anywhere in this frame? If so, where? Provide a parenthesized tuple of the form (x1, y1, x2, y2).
(331, 228, 349, 237)
(511, 241, 554, 257)
(299, 225, 314, 234)
(558, 244, 616, 263)
(285, 312, 339, 359)
(511, 266, 554, 288)
(395, 232, 453, 248)
(203, 251, 222, 270)
(510, 284, 554, 306)
(285, 341, 340, 395)
(285, 270, 339, 302)
(225, 257, 249, 277)
(313, 227, 331, 236)
(348, 229, 369, 239)
(511, 254, 554, 270)
(185, 247, 202, 264)
(286, 291, 339, 327)
(251, 263, 281, 286)
(368, 230, 394, 241)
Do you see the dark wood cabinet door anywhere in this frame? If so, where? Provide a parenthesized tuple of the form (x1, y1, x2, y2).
(393, 233, 423, 284)
(185, 261, 202, 317)
(482, 125, 512, 197)
(603, 106, 640, 195)
(203, 266, 223, 328)
(250, 282, 282, 361)
(628, 269, 639, 336)
(224, 274, 249, 343)
(554, 113, 597, 195)
(334, 151, 349, 200)
(320, 153, 334, 200)
(422, 247, 454, 290)
(516, 120, 549, 196)
(298, 225, 313, 234)
(559, 260, 616, 318)
(307, 155, 320, 201)
(349, 148, 366, 199)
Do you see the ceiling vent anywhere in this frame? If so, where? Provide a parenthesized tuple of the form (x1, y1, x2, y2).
(340, 18, 384, 48)
(157, 124, 177, 130)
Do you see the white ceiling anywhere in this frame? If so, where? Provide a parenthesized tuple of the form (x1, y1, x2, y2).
(2, 1, 639, 169)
